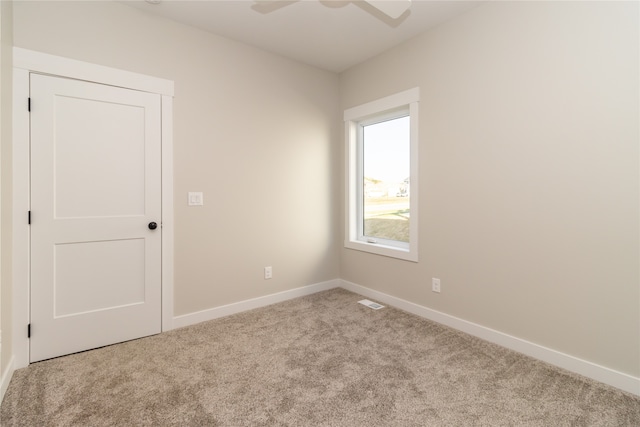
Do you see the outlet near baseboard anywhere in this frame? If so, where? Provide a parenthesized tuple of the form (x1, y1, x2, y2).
(432, 278, 441, 293)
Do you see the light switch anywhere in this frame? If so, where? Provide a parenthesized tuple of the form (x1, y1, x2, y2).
(188, 192, 203, 206)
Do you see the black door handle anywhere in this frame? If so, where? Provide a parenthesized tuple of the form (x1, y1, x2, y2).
(148, 222, 158, 230)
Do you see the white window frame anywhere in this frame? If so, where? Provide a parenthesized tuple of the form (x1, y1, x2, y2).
(344, 88, 419, 262)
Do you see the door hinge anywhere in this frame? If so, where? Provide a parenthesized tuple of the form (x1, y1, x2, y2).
(28, 210, 31, 225)
(28, 98, 31, 112)
(27, 323, 31, 338)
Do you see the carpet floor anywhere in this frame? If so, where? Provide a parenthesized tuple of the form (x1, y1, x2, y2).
(1, 288, 639, 426)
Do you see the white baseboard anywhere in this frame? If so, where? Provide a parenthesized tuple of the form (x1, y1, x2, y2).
(5, 277, 638, 398)
(173, 279, 340, 329)
(340, 279, 640, 397)
(0, 356, 15, 404)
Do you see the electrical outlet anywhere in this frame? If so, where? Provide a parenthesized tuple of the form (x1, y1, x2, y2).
(432, 278, 441, 293)
(264, 266, 272, 280)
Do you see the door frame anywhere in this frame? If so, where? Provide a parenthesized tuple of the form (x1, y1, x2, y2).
(12, 48, 175, 368)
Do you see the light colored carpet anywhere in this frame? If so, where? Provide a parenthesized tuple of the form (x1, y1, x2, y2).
(1, 288, 639, 426)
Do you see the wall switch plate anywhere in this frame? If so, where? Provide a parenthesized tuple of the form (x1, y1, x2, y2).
(264, 266, 272, 280)
(432, 278, 441, 293)
(188, 192, 203, 206)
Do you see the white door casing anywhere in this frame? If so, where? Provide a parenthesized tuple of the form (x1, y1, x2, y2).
(30, 74, 162, 362)
(12, 48, 174, 367)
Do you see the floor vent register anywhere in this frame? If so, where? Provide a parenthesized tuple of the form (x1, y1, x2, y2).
(358, 299, 385, 310)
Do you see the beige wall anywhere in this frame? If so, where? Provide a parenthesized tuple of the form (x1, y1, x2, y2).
(340, 1, 639, 376)
(0, 0, 13, 380)
(9, 0, 639, 380)
(12, 1, 341, 316)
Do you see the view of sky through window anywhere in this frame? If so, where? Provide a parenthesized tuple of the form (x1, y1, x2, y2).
(363, 116, 410, 183)
(362, 115, 410, 243)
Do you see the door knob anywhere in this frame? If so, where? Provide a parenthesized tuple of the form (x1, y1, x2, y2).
(148, 222, 158, 230)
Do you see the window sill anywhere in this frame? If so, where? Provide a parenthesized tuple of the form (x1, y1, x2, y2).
(344, 239, 418, 262)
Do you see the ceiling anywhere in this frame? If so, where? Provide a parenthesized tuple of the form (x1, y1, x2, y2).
(120, 0, 481, 73)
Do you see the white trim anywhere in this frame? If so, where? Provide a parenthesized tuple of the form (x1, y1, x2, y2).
(339, 279, 640, 396)
(12, 67, 30, 369)
(0, 355, 14, 404)
(173, 279, 340, 329)
(161, 95, 174, 332)
(344, 87, 419, 262)
(344, 87, 419, 121)
(13, 48, 173, 96)
(11, 49, 174, 368)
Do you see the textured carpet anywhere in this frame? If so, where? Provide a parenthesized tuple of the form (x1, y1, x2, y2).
(1, 288, 639, 426)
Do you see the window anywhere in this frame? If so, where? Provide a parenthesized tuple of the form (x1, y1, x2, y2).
(344, 88, 419, 262)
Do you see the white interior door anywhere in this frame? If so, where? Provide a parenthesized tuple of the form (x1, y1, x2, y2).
(30, 73, 162, 362)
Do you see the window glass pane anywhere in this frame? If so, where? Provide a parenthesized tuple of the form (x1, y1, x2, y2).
(362, 115, 410, 243)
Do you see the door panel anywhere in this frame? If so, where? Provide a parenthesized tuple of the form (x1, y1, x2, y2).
(54, 95, 146, 218)
(53, 239, 146, 318)
(30, 73, 162, 362)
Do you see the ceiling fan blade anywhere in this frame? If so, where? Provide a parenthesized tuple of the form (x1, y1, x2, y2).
(252, 0, 300, 14)
(364, 0, 411, 19)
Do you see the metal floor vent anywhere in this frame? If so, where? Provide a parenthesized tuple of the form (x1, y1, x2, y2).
(358, 299, 385, 310)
